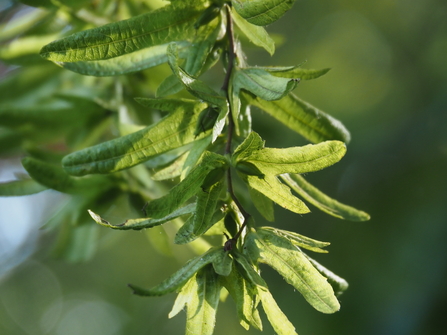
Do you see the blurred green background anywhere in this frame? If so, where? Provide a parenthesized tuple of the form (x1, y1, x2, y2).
(1, 0, 447, 334)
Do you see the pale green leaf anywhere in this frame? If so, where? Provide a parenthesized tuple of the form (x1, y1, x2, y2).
(0, 34, 58, 64)
(22, 157, 110, 195)
(151, 152, 188, 181)
(237, 137, 347, 176)
(232, 131, 264, 162)
(231, 7, 275, 55)
(262, 226, 330, 253)
(241, 173, 310, 214)
(232, 0, 296, 26)
(245, 229, 340, 313)
(232, 250, 267, 288)
(257, 287, 298, 335)
(181, 136, 212, 179)
(88, 203, 195, 230)
(185, 265, 221, 335)
(305, 255, 349, 297)
(244, 92, 351, 143)
(169, 274, 196, 318)
(129, 247, 221, 296)
(62, 99, 209, 176)
(281, 173, 371, 221)
(0, 179, 48, 196)
(144, 152, 227, 219)
(58, 42, 190, 76)
(40, 4, 206, 62)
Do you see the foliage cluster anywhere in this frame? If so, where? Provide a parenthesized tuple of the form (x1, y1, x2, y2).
(0, 0, 369, 334)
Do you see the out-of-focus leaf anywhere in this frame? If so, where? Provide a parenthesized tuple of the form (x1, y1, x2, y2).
(144, 152, 227, 219)
(40, 3, 206, 62)
(262, 226, 330, 253)
(62, 99, 209, 176)
(58, 42, 190, 76)
(260, 66, 331, 80)
(245, 229, 340, 313)
(244, 92, 351, 143)
(128, 247, 221, 296)
(231, 7, 275, 55)
(88, 203, 196, 230)
(241, 173, 309, 214)
(281, 173, 371, 221)
(184, 265, 221, 335)
(146, 225, 173, 257)
(22, 157, 110, 195)
(0, 179, 48, 196)
(305, 255, 349, 297)
(0, 34, 58, 65)
(231, 0, 296, 26)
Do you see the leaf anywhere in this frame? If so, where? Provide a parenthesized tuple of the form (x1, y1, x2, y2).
(262, 226, 330, 253)
(88, 203, 196, 230)
(242, 173, 310, 214)
(244, 92, 351, 143)
(58, 42, 190, 77)
(231, 68, 298, 129)
(167, 43, 228, 142)
(261, 66, 331, 80)
(181, 136, 212, 179)
(40, 3, 207, 62)
(236, 134, 347, 176)
(185, 265, 221, 335)
(62, 98, 209, 176)
(231, 7, 275, 55)
(151, 152, 188, 181)
(0, 179, 48, 196)
(248, 187, 274, 221)
(305, 255, 349, 297)
(144, 152, 227, 219)
(245, 229, 340, 313)
(212, 248, 233, 276)
(169, 274, 196, 318)
(220, 264, 263, 330)
(22, 157, 110, 195)
(128, 247, 221, 296)
(281, 173, 371, 221)
(257, 287, 298, 335)
(232, 0, 297, 26)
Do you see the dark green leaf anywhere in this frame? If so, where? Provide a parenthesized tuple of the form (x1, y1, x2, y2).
(40, 3, 207, 62)
(259, 65, 331, 80)
(128, 247, 221, 296)
(88, 203, 196, 230)
(232, 0, 297, 26)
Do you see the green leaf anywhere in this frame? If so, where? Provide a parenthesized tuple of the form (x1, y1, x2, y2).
(248, 187, 274, 221)
(242, 173, 310, 214)
(232, 131, 264, 162)
(128, 247, 221, 296)
(212, 248, 233, 276)
(244, 92, 351, 143)
(305, 256, 349, 297)
(184, 265, 221, 335)
(231, 7, 275, 55)
(261, 65, 331, 80)
(22, 157, 110, 195)
(236, 136, 347, 176)
(231, 68, 298, 130)
(257, 287, 298, 335)
(220, 264, 263, 330)
(88, 203, 196, 230)
(281, 173, 371, 221)
(58, 42, 190, 77)
(167, 43, 229, 143)
(40, 3, 207, 62)
(151, 152, 188, 181)
(262, 226, 330, 253)
(232, 0, 297, 26)
(169, 273, 196, 318)
(0, 179, 48, 196)
(144, 152, 227, 219)
(62, 98, 209, 176)
(245, 229, 340, 313)
(181, 135, 213, 179)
